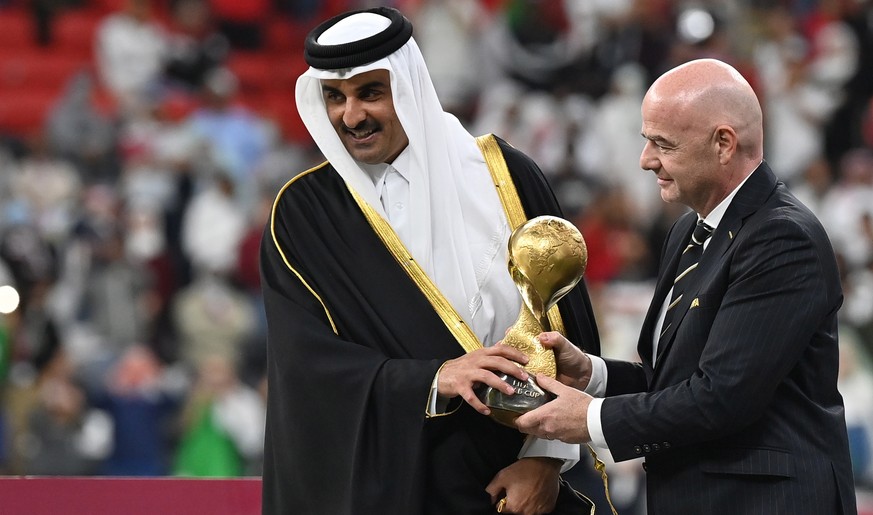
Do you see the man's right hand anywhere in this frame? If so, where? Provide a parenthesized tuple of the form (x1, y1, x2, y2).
(437, 345, 530, 416)
(536, 332, 592, 391)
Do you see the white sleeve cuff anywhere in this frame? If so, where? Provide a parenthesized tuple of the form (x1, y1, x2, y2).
(518, 436, 580, 472)
(584, 355, 608, 397)
(426, 368, 451, 415)
(587, 397, 608, 451)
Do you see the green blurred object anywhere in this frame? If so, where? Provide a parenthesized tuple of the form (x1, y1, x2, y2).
(173, 405, 242, 478)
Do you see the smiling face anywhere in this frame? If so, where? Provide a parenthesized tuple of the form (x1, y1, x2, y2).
(639, 92, 723, 215)
(637, 59, 765, 216)
(321, 69, 409, 165)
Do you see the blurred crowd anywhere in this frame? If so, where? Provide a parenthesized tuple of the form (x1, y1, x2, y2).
(1, 0, 873, 511)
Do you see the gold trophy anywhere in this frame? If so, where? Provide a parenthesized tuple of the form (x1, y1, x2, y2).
(477, 215, 587, 427)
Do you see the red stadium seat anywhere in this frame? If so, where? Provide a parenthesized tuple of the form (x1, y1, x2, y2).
(0, 8, 35, 50)
(0, 88, 58, 135)
(259, 89, 311, 145)
(0, 48, 91, 93)
(52, 9, 103, 58)
(264, 18, 311, 55)
(226, 51, 272, 95)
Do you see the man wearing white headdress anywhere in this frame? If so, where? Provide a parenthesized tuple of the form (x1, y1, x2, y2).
(260, 7, 601, 514)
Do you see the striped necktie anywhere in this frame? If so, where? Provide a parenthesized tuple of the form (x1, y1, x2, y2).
(660, 219, 714, 339)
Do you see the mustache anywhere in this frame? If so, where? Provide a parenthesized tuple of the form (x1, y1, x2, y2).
(342, 120, 380, 133)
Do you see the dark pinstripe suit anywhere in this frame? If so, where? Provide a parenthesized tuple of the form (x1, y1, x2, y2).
(599, 162, 857, 514)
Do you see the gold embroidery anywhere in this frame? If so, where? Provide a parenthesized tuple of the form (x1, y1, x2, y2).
(270, 163, 338, 334)
(349, 188, 483, 355)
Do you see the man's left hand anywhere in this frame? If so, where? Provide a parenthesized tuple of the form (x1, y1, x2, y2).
(485, 457, 561, 515)
(514, 375, 593, 444)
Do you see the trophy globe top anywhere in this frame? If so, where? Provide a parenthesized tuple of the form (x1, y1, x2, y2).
(507, 216, 587, 321)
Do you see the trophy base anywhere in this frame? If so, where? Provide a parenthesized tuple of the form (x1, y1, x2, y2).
(475, 373, 556, 428)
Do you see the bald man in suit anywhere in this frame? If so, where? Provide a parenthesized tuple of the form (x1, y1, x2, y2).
(515, 58, 857, 514)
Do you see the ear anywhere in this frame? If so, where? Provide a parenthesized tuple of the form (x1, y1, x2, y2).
(714, 125, 737, 165)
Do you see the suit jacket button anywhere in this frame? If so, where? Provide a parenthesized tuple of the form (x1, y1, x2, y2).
(643, 444, 651, 453)
(663, 441, 671, 449)
(652, 443, 661, 451)
(634, 446, 642, 455)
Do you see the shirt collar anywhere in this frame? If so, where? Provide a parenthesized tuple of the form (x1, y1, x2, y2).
(700, 166, 758, 229)
(360, 146, 411, 187)
(389, 147, 411, 181)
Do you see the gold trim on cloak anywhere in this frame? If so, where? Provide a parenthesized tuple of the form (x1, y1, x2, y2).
(348, 187, 483, 355)
(270, 162, 339, 334)
(346, 134, 570, 354)
(474, 134, 567, 336)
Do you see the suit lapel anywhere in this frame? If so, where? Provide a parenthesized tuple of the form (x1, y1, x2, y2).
(650, 162, 779, 372)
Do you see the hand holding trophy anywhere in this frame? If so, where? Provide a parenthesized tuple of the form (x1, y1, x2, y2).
(476, 215, 587, 427)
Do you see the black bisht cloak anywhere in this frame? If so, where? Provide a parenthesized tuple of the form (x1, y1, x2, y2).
(260, 136, 600, 514)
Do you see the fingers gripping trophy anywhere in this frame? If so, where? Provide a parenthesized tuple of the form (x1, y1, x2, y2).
(477, 215, 587, 427)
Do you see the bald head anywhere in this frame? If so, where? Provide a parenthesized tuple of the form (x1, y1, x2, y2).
(639, 59, 765, 215)
(647, 59, 763, 161)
